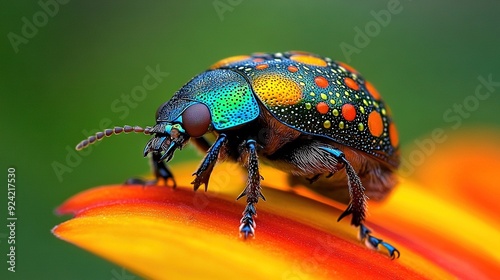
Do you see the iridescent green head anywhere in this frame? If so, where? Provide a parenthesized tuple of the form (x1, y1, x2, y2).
(145, 69, 260, 161)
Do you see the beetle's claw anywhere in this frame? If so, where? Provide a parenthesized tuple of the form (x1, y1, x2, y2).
(305, 172, 334, 184)
(125, 177, 146, 185)
(124, 177, 158, 186)
(239, 223, 255, 239)
(306, 174, 321, 184)
(337, 203, 354, 222)
(192, 174, 210, 192)
(358, 224, 400, 259)
(365, 236, 400, 259)
(124, 177, 176, 187)
(239, 219, 255, 239)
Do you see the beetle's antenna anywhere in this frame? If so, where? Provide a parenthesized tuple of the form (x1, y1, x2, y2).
(75, 125, 152, 151)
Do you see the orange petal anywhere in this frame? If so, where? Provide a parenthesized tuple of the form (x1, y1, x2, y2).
(389, 129, 500, 278)
(53, 181, 447, 280)
(411, 129, 500, 221)
(260, 166, 500, 279)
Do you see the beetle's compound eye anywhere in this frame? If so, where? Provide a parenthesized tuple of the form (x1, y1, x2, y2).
(182, 103, 211, 137)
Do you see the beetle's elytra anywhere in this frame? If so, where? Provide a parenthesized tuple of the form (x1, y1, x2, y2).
(77, 51, 400, 258)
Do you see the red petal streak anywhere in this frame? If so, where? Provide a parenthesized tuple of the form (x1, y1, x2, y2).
(54, 185, 438, 280)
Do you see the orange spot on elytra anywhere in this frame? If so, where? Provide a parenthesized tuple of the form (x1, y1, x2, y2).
(256, 64, 269, 70)
(316, 102, 329, 114)
(314, 76, 329, 88)
(290, 55, 327, 67)
(287, 65, 298, 73)
(344, 77, 359, 91)
(338, 62, 358, 74)
(252, 74, 303, 107)
(341, 104, 356, 121)
(366, 81, 381, 100)
(389, 123, 399, 147)
(253, 58, 265, 63)
(210, 55, 251, 69)
(368, 111, 384, 137)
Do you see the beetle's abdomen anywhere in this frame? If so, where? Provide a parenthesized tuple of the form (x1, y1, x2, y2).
(212, 52, 399, 168)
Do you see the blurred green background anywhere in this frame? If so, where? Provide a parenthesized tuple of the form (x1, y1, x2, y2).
(1, 0, 499, 279)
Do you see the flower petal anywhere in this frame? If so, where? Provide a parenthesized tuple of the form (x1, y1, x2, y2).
(412, 129, 500, 222)
(53, 181, 443, 279)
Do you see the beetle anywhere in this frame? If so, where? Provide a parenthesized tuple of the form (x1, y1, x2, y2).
(76, 51, 400, 258)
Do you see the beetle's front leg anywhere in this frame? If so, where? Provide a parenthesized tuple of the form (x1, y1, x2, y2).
(192, 134, 227, 191)
(125, 151, 176, 187)
(152, 151, 176, 187)
(237, 139, 265, 238)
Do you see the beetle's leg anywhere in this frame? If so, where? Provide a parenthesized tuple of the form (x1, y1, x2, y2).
(359, 224, 400, 259)
(152, 151, 177, 187)
(125, 151, 176, 187)
(319, 147, 368, 227)
(192, 134, 227, 191)
(319, 146, 399, 259)
(127, 152, 176, 186)
(237, 139, 265, 238)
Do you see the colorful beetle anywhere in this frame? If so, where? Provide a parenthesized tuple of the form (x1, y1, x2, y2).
(76, 51, 400, 258)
